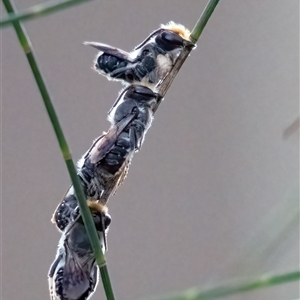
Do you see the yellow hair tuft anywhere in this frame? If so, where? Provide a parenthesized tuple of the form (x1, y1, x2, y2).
(86, 199, 108, 214)
(161, 21, 191, 41)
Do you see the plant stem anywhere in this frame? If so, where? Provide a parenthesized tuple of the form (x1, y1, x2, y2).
(152, 270, 300, 300)
(0, 0, 93, 28)
(190, 0, 220, 44)
(2, 0, 115, 299)
(100, 265, 116, 300)
(154, 0, 220, 113)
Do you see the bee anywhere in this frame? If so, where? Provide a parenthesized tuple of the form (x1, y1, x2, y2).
(52, 85, 158, 231)
(48, 200, 111, 300)
(84, 21, 195, 87)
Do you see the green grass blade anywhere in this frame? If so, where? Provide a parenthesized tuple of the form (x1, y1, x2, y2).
(190, 0, 220, 44)
(100, 265, 116, 300)
(2, 0, 115, 299)
(151, 270, 300, 300)
(0, 0, 94, 28)
(155, 0, 220, 109)
(225, 192, 299, 275)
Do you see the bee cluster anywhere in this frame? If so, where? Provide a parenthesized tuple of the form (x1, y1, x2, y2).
(48, 21, 195, 300)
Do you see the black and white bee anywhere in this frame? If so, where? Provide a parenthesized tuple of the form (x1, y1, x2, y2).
(48, 201, 111, 300)
(52, 85, 158, 231)
(84, 22, 195, 87)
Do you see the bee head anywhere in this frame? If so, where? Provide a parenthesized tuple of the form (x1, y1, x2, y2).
(158, 22, 195, 50)
(161, 21, 191, 41)
(155, 30, 187, 51)
(87, 200, 111, 231)
(93, 211, 111, 232)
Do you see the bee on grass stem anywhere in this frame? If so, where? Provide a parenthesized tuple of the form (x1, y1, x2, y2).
(52, 85, 159, 231)
(48, 201, 110, 300)
(84, 22, 195, 88)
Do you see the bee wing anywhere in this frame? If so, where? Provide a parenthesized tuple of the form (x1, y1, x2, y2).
(99, 156, 132, 203)
(134, 28, 165, 50)
(88, 265, 99, 299)
(87, 112, 136, 165)
(52, 112, 137, 229)
(49, 221, 99, 300)
(61, 224, 97, 300)
(48, 253, 64, 300)
(87, 111, 137, 203)
(134, 28, 195, 51)
(84, 42, 135, 63)
(62, 254, 92, 300)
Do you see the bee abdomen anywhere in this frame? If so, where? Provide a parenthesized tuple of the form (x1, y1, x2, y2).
(101, 142, 131, 174)
(54, 268, 64, 298)
(55, 194, 78, 231)
(97, 54, 128, 75)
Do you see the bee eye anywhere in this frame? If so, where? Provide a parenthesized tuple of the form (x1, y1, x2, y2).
(104, 214, 111, 228)
(161, 31, 184, 45)
(94, 213, 111, 231)
(156, 31, 184, 51)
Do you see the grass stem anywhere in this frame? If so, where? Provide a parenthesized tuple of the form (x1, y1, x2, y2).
(190, 0, 220, 43)
(2, 0, 115, 299)
(152, 270, 300, 300)
(0, 0, 93, 27)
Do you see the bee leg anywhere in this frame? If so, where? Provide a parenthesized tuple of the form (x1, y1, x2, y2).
(92, 209, 111, 252)
(110, 66, 134, 81)
(110, 65, 144, 83)
(134, 57, 157, 83)
(48, 253, 63, 278)
(71, 206, 80, 221)
(132, 65, 147, 81)
(129, 120, 147, 150)
(128, 125, 138, 150)
(123, 63, 153, 83)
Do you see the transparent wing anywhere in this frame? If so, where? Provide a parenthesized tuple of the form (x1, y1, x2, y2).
(84, 111, 136, 164)
(84, 41, 134, 63)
